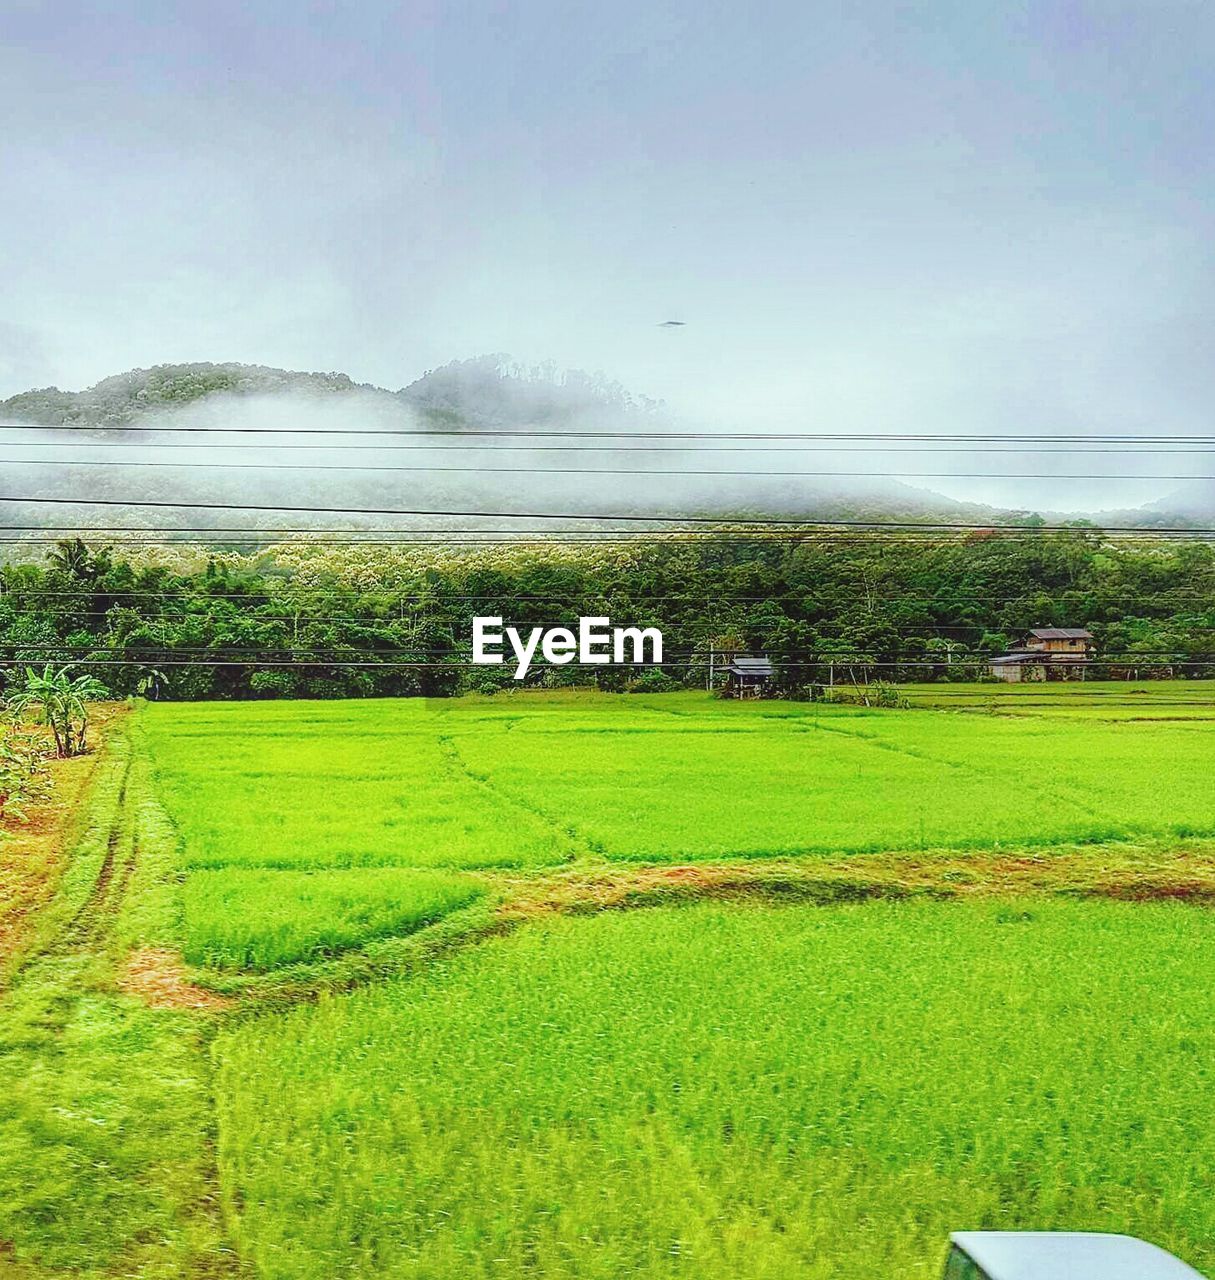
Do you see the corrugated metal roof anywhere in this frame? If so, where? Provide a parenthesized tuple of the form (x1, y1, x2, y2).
(1028, 628, 1094, 640)
(726, 657, 773, 676)
(950, 1232, 1204, 1280)
(989, 652, 1043, 665)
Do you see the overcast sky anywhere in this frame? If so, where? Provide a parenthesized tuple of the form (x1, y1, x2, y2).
(3, 0, 1213, 468)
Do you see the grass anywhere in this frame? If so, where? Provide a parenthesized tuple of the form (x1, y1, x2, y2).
(900, 680, 1215, 718)
(144, 688, 1215, 873)
(0, 708, 121, 984)
(144, 701, 579, 870)
(182, 867, 483, 970)
(7, 685, 1215, 1278)
(214, 898, 1215, 1280)
(0, 725, 227, 1277)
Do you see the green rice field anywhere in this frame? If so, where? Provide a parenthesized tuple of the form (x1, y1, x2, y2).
(217, 899, 1215, 1280)
(144, 687, 1215, 882)
(4, 684, 1215, 1279)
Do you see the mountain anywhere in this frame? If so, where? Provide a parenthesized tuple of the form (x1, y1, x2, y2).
(1140, 483, 1215, 523)
(400, 356, 664, 428)
(0, 357, 662, 432)
(0, 358, 1162, 537)
(1084, 484, 1215, 529)
(0, 363, 387, 427)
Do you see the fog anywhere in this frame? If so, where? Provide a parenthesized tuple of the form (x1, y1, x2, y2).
(3, 2, 1214, 526)
(1, 377, 1208, 534)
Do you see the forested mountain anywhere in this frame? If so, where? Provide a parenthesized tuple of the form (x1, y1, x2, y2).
(0, 364, 383, 427)
(0, 359, 1205, 530)
(0, 359, 1018, 534)
(0, 358, 660, 430)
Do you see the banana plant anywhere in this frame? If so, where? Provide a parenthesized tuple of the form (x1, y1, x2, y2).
(5, 664, 110, 758)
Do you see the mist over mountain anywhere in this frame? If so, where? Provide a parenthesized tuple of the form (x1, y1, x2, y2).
(1081, 482, 1215, 530)
(1139, 483, 1215, 524)
(0, 364, 384, 428)
(0, 358, 661, 433)
(0, 359, 1191, 538)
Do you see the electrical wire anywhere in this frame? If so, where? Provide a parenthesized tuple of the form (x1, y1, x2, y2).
(8, 424, 1215, 441)
(0, 458, 1211, 480)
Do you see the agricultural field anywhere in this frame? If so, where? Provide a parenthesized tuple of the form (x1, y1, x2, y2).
(3, 684, 1215, 1279)
(901, 679, 1215, 719)
(144, 686, 1215, 877)
(217, 900, 1215, 1280)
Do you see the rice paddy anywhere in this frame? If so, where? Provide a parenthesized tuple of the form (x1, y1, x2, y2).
(144, 687, 1215, 880)
(4, 684, 1215, 1278)
(181, 867, 482, 970)
(215, 900, 1215, 1280)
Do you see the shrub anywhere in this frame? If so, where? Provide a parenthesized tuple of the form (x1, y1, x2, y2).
(626, 670, 685, 694)
(249, 670, 299, 699)
(5, 665, 109, 757)
(0, 726, 51, 823)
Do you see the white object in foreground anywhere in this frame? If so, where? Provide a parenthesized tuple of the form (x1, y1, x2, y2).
(945, 1232, 1206, 1280)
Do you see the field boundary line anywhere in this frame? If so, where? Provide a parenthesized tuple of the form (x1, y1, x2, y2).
(794, 714, 1117, 826)
(435, 731, 602, 863)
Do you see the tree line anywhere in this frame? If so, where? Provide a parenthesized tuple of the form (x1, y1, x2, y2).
(0, 531, 1211, 699)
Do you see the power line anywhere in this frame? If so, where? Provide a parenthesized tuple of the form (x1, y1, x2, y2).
(3, 494, 1215, 533)
(8, 589, 1215, 602)
(0, 539, 1176, 551)
(0, 535, 1210, 550)
(0, 458, 1210, 480)
(0, 658, 1210, 670)
(1, 643, 1211, 657)
(8, 440, 1215, 455)
(4, 534, 1213, 550)
(8, 424, 1215, 441)
(0, 524, 1153, 536)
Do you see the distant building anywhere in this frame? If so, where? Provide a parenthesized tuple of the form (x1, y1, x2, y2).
(989, 628, 1094, 683)
(1023, 628, 1095, 659)
(723, 656, 775, 698)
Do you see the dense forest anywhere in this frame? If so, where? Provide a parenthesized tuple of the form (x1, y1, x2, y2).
(0, 531, 1211, 699)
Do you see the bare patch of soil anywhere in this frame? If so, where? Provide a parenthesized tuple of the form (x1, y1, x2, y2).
(120, 947, 233, 1012)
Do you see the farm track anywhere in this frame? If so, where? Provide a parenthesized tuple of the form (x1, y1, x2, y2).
(56, 756, 133, 952)
(0, 721, 244, 1280)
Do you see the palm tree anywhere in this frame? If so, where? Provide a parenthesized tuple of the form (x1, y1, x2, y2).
(47, 538, 113, 585)
(5, 665, 109, 757)
(47, 538, 93, 579)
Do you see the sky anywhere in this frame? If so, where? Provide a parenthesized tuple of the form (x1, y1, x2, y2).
(2, 0, 1214, 510)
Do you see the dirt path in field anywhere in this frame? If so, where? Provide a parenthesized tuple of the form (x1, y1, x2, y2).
(0, 715, 241, 1279)
(0, 705, 127, 984)
(490, 845, 1215, 922)
(120, 947, 233, 1011)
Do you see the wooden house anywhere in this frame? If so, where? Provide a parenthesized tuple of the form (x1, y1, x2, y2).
(989, 628, 1094, 683)
(723, 656, 774, 698)
(1023, 628, 1094, 660)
